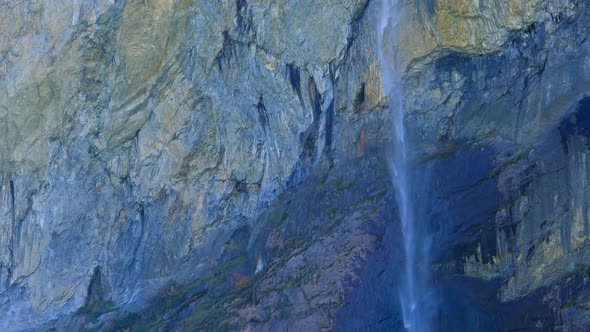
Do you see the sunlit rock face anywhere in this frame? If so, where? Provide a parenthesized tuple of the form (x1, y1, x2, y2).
(2, 0, 590, 330)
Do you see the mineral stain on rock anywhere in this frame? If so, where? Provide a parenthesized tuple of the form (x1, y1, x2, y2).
(2, 0, 590, 330)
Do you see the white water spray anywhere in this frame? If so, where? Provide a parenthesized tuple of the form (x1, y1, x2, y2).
(376, 1, 430, 331)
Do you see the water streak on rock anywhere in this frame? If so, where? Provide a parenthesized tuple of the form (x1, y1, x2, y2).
(376, 1, 432, 330)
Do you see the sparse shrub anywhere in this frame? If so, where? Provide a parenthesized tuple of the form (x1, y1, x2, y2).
(167, 285, 177, 296)
(232, 273, 251, 290)
(75, 300, 115, 322)
(267, 210, 287, 227)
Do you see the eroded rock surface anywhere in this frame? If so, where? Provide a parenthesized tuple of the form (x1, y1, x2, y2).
(2, 0, 590, 330)
(1, 0, 372, 328)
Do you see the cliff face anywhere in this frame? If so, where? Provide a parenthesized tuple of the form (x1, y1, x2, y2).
(406, 0, 590, 303)
(1, 0, 590, 330)
(1, 0, 377, 329)
(402, 0, 590, 329)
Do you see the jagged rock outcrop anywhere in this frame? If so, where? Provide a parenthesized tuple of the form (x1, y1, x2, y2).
(2, 0, 590, 330)
(0, 0, 372, 328)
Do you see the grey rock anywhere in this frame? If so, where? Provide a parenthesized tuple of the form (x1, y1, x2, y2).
(3, 0, 590, 330)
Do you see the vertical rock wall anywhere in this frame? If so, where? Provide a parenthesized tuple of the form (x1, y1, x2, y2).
(2, 0, 590, 329)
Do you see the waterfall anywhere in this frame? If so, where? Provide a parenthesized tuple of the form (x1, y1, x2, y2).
(376, 1, 431, 331)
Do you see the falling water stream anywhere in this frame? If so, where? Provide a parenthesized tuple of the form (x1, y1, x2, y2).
(376, 1, 430, 331)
